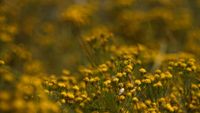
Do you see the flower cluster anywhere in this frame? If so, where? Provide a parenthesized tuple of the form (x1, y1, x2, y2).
(43, 47, 200, 112)
(0, 61, 60, 113)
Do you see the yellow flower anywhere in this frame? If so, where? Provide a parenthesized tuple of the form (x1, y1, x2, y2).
(99, 64, 108, 72)
(138, 102, 147, 109)
(165, 71, 172, 78)
(80, 102, 85, 107)
(73, 85, 80, 91)
(180, 63, 187, 68)
(61, 91, 67, 96)
(191, 84, 198, 89)
(94, 77, 100, 82)
(155, 69, 162, 74)
(189, 104, 196, 109)
(139, 68, 146, 73)
(112, 77, 119, 82)
(196, 91, 200, 97)
(132, 97, 139, 102)
(191, 66, 197, 71)
(135, 80, 141, 85)
(90, 78, 95, 83)
(145, 100, 151, 106)
(0, 60, 5, 65)
(165, 103, 174, 112)
(81, 94, 88, 99)
(118, 95, 126, 101)
(158, 98, 166, 103)
(86, 97, 91, 102)
(62, 69, 70, 75)
(75, 97, 83, 102)
(44, 89, 49, 94)
(61, 99, 66, 104)
(148, 75, 155, 81)
(168, 66, 173, 70)
(66, 92, 75, 99)
(103, 80, 111, 86)
(130, 88, 136, 94)
(58, 82, 66, 87)
(127, 64, 133, 70)
(84, 77, 90, 82)
(126, 92, 132, 97)
(142, 79, 151, 84)
(154, 74, 160, 78)
(186, 67, 192, 72)
(137, 87, 141, 91)
(153, 81, 162, 87)
(126, 82, 133, 88)
(116, 72, 123, 78)
(61, 5, 92, 25)
(160, 73, 166, 79)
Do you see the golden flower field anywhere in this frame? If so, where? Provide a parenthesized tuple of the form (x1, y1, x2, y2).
(0, 0, 200, 113)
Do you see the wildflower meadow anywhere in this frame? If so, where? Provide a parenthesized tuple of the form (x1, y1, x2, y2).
(0, 0, 200, 113)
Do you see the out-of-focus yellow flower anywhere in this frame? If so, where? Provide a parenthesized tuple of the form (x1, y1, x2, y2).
(98, 64, 108, 72)
(61, 99, 66, 104)
(135, 80, 141, 85)
(186, 67, 192, 72)
(66, 92, 75, 99)
(0, 60, 5, 65)
(145, 100, 151, 106)
(139, 68, 147, 73)
(62, 69, 70, 75)
(132, 97, 139, 102)
(142, 79, 151, 84)
(112, 77, 119, 83)
(137, 102, 147, 110)
(164, 103, 174, 112)
(75, 97, 83, 102)
(118, 95, 126, 101)
(165, 71, 173, 79)
(73, 85, 80, 91)
(61, 5, 93, 26)
(103, 80, 111, 86)
(126, 82, 133, 88)
(116, 72, 123, 78)
(153, 81, 162, 87)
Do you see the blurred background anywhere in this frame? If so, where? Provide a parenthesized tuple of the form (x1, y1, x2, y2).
(1, 0, 200, 74)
